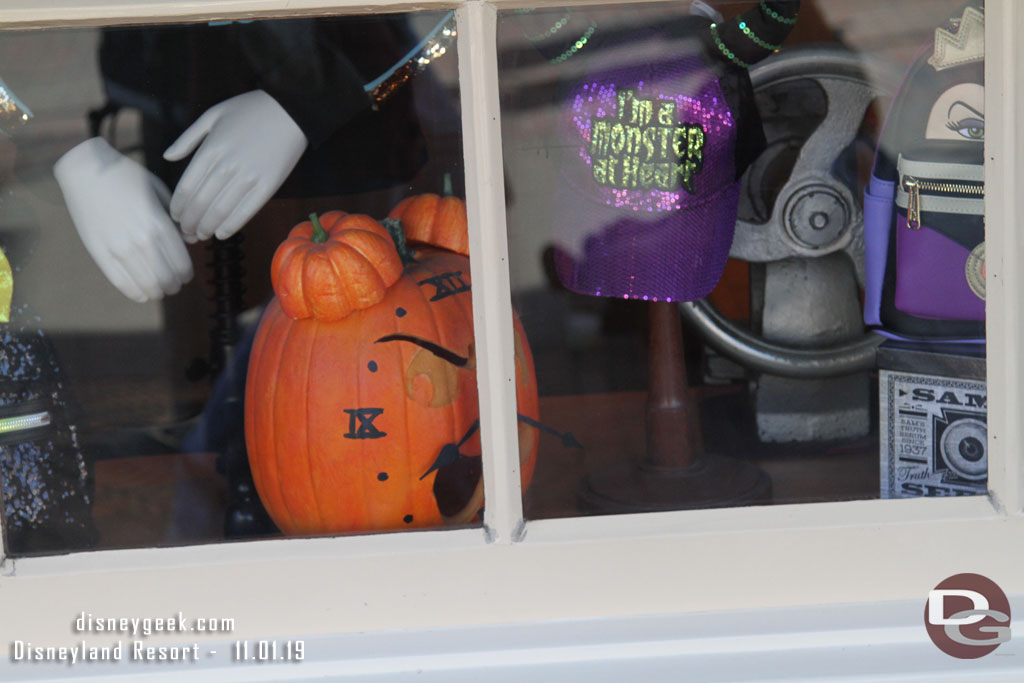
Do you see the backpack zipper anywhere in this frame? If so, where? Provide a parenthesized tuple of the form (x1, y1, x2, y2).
(902, 175, 985, 229)
(0, 410, 51, 436)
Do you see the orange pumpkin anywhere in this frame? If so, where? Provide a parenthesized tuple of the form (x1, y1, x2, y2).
(387, 175, 469, 257)
(271, 211, 403, 322)
(245, 215, 539, 534)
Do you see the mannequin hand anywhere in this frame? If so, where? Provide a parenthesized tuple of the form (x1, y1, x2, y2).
(54, 137, 193, 303)
(164, 90, 308, 243)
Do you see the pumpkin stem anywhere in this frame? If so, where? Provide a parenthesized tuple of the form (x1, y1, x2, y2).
(382, 217, 416, 265)
(442, 172, 454, 197)
(309, 213, 328, 244)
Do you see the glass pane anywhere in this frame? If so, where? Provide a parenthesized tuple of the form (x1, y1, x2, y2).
(498, 0, 987, 519)
(0, 12, 474, 556)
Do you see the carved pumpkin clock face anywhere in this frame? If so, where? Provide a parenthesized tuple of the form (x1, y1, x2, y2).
(245, 213, 539, 535)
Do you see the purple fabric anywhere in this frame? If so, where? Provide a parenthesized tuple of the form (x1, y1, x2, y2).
(553, 182, 739, 301)
(870, 328, 986, 343)
(894, 214, 984, 320)
(863, 175, 895, 326)
(552, 53, 739, 302)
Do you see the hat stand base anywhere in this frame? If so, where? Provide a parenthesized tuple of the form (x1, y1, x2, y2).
(579, 301, 772, 514)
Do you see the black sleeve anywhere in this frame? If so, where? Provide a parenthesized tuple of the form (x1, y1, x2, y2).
(235, 19, 372, 148)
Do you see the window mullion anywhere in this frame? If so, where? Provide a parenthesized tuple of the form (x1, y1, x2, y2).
(457, 1, 525, 542)
(984, 0, 1023, 515)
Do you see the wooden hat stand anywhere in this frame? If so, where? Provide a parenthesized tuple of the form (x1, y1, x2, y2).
(579, 300, 771, 512)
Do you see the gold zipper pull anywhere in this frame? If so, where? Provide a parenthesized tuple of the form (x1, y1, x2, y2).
(903, 176, 921, 229)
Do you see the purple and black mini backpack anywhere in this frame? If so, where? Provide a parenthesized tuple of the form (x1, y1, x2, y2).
(864, 2, 986, 341)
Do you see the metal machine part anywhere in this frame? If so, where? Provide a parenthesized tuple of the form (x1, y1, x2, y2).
(729, 47, 887, 273)
(680, 45, 902, 442)
(683, 300, 881, 379)
(754, 252, 868, 442)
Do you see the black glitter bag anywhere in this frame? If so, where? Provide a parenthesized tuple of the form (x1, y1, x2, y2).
(0, 78, 97, 555)
(0, 324, 97, 555)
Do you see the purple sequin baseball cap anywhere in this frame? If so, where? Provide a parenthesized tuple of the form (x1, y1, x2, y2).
(552, 21, 761, 302)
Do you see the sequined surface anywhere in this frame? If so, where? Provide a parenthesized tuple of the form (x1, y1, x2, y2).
(0, 75, 32, 139)
(0, 314, 95, 554)
(565, 57, 735, 213)
(371, 15, 457, 107)
(552, 36, 741, 303)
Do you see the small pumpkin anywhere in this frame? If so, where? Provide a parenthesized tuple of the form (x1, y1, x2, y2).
(245, 215, 539, 534)
(387, 174, 469, 257)
(271, 211, 403, 322)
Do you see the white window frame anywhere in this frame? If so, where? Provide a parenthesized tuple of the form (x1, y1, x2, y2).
(0, 0, 1021, 667)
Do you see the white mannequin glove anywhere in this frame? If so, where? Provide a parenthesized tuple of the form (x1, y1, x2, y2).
(54, 137, 193, 303)
(164, 90, 308, 243)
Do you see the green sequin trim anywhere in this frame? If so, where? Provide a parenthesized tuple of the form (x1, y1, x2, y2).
(761, 1, 799, 25)
(709, 23, 750, 68)
(738, 21, 781, 51)
(550, 21, 597, 64)
(525, 13, 571, 43)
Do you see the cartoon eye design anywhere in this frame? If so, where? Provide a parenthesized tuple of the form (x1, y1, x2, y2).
(947, 116, 985, 140)
(925, 84, 984, 142)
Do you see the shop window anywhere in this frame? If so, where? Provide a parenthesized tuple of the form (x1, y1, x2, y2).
(0, 1, 1022, 666)
(497, 0, 989, 520)
(0, 0, 1004, 561)
(0, 11, 476, 555)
